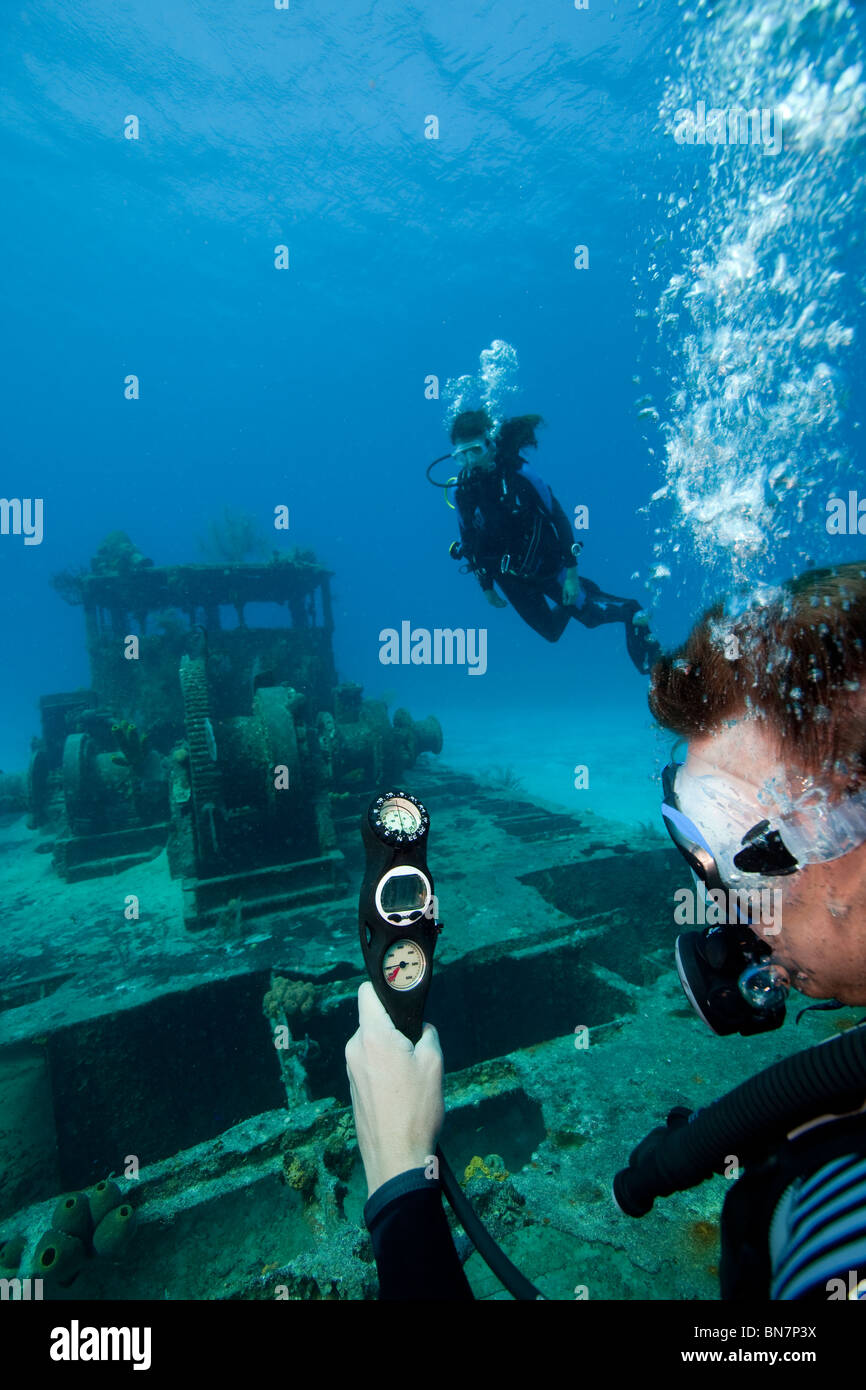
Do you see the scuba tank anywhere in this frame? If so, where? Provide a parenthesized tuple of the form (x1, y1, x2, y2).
(451, 467, 563, 585)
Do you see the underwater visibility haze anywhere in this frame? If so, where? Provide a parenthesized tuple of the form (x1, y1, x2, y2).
(1, 0, 865, 1322)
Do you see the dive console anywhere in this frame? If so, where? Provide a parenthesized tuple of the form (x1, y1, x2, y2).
(358, 789, 543, 1300)
(359, 791, 440, 1045)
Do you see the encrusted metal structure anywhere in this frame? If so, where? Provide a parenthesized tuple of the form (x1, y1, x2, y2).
(29, 533, 442, 928)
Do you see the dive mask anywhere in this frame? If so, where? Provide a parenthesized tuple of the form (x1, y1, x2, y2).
(661, 753, 866, 1035)
(661, 756, 785, 1036)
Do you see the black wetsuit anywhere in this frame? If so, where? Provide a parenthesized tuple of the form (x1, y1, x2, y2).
(453, 459, 660, 675)
(364, 1106, 866, 1302)
(364, 1169, 473, 1301)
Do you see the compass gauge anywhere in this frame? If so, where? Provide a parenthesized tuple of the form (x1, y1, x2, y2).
(369, 792, 429, 845)
(381, 799, 420, 835)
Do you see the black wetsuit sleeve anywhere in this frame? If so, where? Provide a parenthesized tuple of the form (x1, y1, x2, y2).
(364, 1167, 475, 1300)
(550, 494, 577, 566)
(455, 489, 494, 591)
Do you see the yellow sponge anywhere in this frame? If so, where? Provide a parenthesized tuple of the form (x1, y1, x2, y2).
(86, 1179, 123, 1227)
(92, 1203, 137, 1257)
(51, 1193, 93, 1242)
(32, 1229, 86, 1283)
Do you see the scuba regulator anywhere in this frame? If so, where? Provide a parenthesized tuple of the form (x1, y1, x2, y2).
(358, 789, 543, 1300)
(673, 913, 788, 1038)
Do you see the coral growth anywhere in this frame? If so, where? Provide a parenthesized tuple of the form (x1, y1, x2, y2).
(463, 1153, 509, 1183)
(263, 977, 316, 1023)
(687, 1219, 719, 1251)
(49, 565, 88, 606)
(481, 766, 525, 794)
(215, 898, 244, 942)
(323, 1114, 356, 1181)
(199, 508, 268, 564)
(91, 532, 153, 576)
(111, 720, 150, 774)
(283, 1155, 318, 1197)
(27, 1179, 136, 1286)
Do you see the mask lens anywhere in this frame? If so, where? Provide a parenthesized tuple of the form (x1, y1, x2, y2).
(671, 764, 782, 893)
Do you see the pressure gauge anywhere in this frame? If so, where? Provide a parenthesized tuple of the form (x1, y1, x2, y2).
(383, 940, 427, 991)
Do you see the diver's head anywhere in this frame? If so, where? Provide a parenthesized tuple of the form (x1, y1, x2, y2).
(450, 410, 496, 473)
(449, 411, 546, 475)
(650, 563, 866, 1018)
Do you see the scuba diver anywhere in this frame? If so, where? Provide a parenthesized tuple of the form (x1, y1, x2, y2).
(427, 409, 661, 675)
(345, 563, 866, 1300)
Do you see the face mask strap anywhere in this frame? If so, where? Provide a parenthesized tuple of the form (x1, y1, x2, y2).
(661, 764, 728, 893)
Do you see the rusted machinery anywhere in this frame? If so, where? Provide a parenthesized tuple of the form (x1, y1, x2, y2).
(29, 533, 442, 928)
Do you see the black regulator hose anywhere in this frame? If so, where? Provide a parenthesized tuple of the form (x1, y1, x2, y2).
(436, 1147, 544, 1301)
(614, 1022, 866, 1217)
(426, 454, 457, 487)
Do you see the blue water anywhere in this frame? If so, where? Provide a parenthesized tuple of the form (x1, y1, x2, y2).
(3, 0, 866, 1317)
(1, 0, 864, 793)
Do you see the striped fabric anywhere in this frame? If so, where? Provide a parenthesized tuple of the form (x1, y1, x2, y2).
(770, 1149, 866, 1300)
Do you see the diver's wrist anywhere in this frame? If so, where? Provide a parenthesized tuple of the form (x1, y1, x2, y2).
(366, 1148, 434, 1198)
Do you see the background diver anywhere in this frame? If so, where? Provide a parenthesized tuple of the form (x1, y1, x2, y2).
(429, 410, 661, 675)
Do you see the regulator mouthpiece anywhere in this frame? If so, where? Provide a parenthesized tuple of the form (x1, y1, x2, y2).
(738, 960, 790, 1013)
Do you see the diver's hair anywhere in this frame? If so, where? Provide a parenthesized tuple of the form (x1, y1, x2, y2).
(649, 563, 866, 786)
(450, 410, 493, 445)
(450, 411, 545, 469)
(493, 414, 544, 469)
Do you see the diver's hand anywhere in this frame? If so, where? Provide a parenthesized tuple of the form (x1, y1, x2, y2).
(345, 982, 445, 1199)
(484, 588, 508, 608)
(561, 570, 581, 607)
